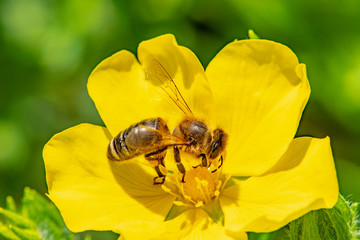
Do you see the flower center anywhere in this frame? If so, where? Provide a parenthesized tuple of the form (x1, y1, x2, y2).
(162, 165, 224, 208)
(182, 167, 219, 204)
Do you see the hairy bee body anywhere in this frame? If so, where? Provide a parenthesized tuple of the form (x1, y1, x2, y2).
(107, 117, 227, 184)
(107, 118, 171, 161)
(173, 119, 227, 171)
(173, 119, 212, 156)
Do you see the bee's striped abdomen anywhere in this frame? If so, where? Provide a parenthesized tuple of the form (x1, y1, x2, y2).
(107, 118, 168, 161)
(107, 127, 142, 161)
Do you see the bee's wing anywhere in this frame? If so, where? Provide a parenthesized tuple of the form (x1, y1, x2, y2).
(145, 59, 194, 116)
(140, 124, 189, 147)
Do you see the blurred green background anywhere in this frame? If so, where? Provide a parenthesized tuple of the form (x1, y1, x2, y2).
(1, 0, 360, 239)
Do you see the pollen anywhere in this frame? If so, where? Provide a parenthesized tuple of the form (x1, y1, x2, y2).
(180, 167, 220, 205)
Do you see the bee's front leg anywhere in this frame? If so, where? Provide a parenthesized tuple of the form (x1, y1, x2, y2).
(210, 155, 224, 173)
(200, 153, 209, 167)
(173, 145, 186, 183)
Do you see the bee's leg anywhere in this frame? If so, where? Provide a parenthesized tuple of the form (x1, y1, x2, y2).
(145, 147, 168, 184)
(211, 155, 223, 173)
(174, 146, 186, 183)
(192, 153, 209, 169)
(200, 153, 209, 167)
(218, 155, 223, 169)
(153, 163, 167, 184)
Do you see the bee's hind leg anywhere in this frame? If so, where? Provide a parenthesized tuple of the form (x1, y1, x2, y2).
(145, 147, 168, 185)
(174, 146, 186, 183)
(153, 165, 166, 184)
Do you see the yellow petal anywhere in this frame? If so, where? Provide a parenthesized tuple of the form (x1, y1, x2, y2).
(87, 50, 156, 136)
(114, 221, 164, 240)
(221, 137, 338, 233)
(43, 123, 175, 232)
(151, 209, 247, 240)
(138, 34, 213, 127)
(206, 40, 310, 176)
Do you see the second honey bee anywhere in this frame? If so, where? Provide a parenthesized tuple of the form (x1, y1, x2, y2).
(107, 59, 227, 184)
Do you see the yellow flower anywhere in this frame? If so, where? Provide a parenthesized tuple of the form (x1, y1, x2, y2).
(43, 34, 338, 240)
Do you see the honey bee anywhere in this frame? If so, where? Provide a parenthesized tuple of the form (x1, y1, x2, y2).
(107, 59, 227, 184)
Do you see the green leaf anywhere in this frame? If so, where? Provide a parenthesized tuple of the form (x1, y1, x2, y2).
(0, 222, 21, 240)
(287, 194, 359, 240)
(6, 196, 17, 212)
(350, 202, 359, 240)
(0, 187, 82, 240)
(21, 187, 64, 228)
(299, 211, 322, 239)
(0, 208, 37, 229)
(248, 29, 260, 39)
(202, 199, 224, 226)
(8, 225, 41, 240)
(164, 202, 190, 221)
(165, 199, 225, 226)
(84, 234, 92, 240)
(248, 228, 289, 240)
(247, 232, 274, 240)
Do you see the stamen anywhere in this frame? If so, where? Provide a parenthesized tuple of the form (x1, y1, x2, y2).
(216, 180, 222, 190)
(161, 185, 182, 199)
(203, 181, 212, 202)
(161, 185, 172, 193)
(195, 201, 204, 208)
(212, 180, 222, 199)
(195, 177, 209, 203)
(160, 156, 226, 208)
(173, 201, 192, 207)
(182, 192, 198, 205)
(167, 175, 178, 185)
